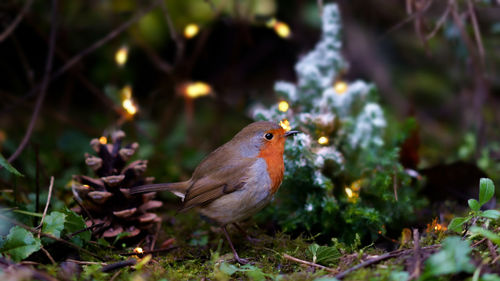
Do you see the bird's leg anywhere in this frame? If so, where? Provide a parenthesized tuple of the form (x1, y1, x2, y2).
(232, 223, 261, 243)
(221, 225, 249, 264)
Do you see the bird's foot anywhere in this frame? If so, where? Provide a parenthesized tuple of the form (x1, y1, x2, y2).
(246, 236, 261, 244)
(234, 255, 250, 265)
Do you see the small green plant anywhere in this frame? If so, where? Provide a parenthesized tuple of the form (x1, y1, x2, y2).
(448, 178, 500, 233)
(0, 207, 90, 262)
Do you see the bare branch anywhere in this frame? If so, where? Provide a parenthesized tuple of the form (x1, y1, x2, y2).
(282, 253, 337, 273)
(0, 0, 34, 42)
(467, 0, 485, 64)
(5, 0, 57, 164)
(37, 176, 54, 238)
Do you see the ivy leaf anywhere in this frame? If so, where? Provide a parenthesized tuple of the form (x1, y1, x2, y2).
(480, 210, 500, 220)
(42, 211, 66, 238)
(0, 153, 23, 177)
(448, 217, 469, 233)
(479, 178, 495, 206)
(0, 226, 41, 262)
(425, 236, 474, 276)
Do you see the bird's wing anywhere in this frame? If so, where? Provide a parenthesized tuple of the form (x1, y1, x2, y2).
(180, 157, 256, 212)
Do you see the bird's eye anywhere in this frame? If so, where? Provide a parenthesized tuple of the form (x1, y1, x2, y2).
(264, 133, 273, 140)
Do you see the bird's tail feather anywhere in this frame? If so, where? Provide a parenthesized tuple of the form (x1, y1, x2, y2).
(130, 182, 188, 200)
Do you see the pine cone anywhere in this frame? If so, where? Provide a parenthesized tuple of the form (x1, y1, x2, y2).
(72, 131, 162, 240)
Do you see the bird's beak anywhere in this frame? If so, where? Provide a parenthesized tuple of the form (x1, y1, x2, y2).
(284, 130, 299, 137)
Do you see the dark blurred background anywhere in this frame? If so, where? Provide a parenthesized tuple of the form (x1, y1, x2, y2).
(0, 0, 499, 192)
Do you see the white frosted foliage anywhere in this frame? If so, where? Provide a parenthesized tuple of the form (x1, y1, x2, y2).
(251, 3, 388, 190)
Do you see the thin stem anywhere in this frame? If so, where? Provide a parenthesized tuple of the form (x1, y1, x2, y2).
(0, 0, 34, 42)
(5, 0, 57, 164)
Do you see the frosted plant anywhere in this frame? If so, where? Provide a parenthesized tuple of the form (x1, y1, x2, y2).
(251, 3, 421, 242)
(252, 3, 386, 190)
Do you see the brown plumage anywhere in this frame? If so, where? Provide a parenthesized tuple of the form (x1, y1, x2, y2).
(130, 121, 298, 264)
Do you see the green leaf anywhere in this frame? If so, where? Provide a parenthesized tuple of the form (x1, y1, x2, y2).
(425, 236, 474, 276)
(448, 217, 469, 233)
(0, 226, 41, 261)
(469, 227, 500, 246)
(0, 153, 23, 177)
(61, 207, 90, 245)
(479, 178, 495, 206)
(42, 211, 66, 238)
(219, 262, 238, 276)
(315, 245, 341, 265)
(468, 199, 480, 211)
(12, 209, 43, 217)
(314, 278, 339, 281)
(481, 273, 500, 281)
(480, 210, 500, 220)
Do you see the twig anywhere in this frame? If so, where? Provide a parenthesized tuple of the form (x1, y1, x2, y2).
(466, 0, 485, 65)
(0, 213, 104, 260)
(51, 0, 162, 81)
(393, 167, 399, 201)
(5, 0, 57, 165)
(160, 0, 184, 65)
(119, 246, 177, 256)
(1, 0, 163, 116)
(487, 239, 498, 261)
(150, 221, 161, 251)
(0, 0, 34, 42)
(66, 259, 107, 266)
(472, 237, 487, 247)
(67, 222, 104, 238)
(34, 143, 40, 226)
(408, 229, 421, 280)
(40, 245, 56, 265)
(109, 269, 123, 281)
(37, 176, 54, 237)
(334, 245, 441, 279)
(425, 3, 451, 40)
(101, 259, 137, 273)
(382, 0, 433, 37)
(282, 253, 337, 273)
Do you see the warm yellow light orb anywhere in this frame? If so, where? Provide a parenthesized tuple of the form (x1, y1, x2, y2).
(345, 187, 353, 198)
(99, 136, 107, 145)
(122, 99, 137, 115)
(274, 21, 291, 38)
(184, 24, 200, 39)
(185, 82, 211, 98)
(115, 46, 128, 67)
(120, 85, 132, 100)
(278, 101, 289, 112)
(334, 81, 348, 95)
(133, 247, 144, 254)
(318, 136, 329, 145)
(280, 119, 291, 132)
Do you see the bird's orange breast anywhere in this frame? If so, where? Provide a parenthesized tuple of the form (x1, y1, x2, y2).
(257, 130, 286, 194)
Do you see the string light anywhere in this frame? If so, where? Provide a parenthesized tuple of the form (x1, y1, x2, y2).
(345, 187, 353, 198)
(115, 46, 128, 67)
(99, 136, 107, 144)
(334, 81, 348, 95)
(185, 82, 212, 98)
(318, 136, 329, 145)
(266, 18, 291, 38)
(278, 101, 289, 112)
(280, 119, 291, 132)
(120, 85, 138, 116)
(184, 24, 199, 38)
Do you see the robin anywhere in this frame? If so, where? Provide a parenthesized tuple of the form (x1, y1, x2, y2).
(130, 121, 299, 264)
